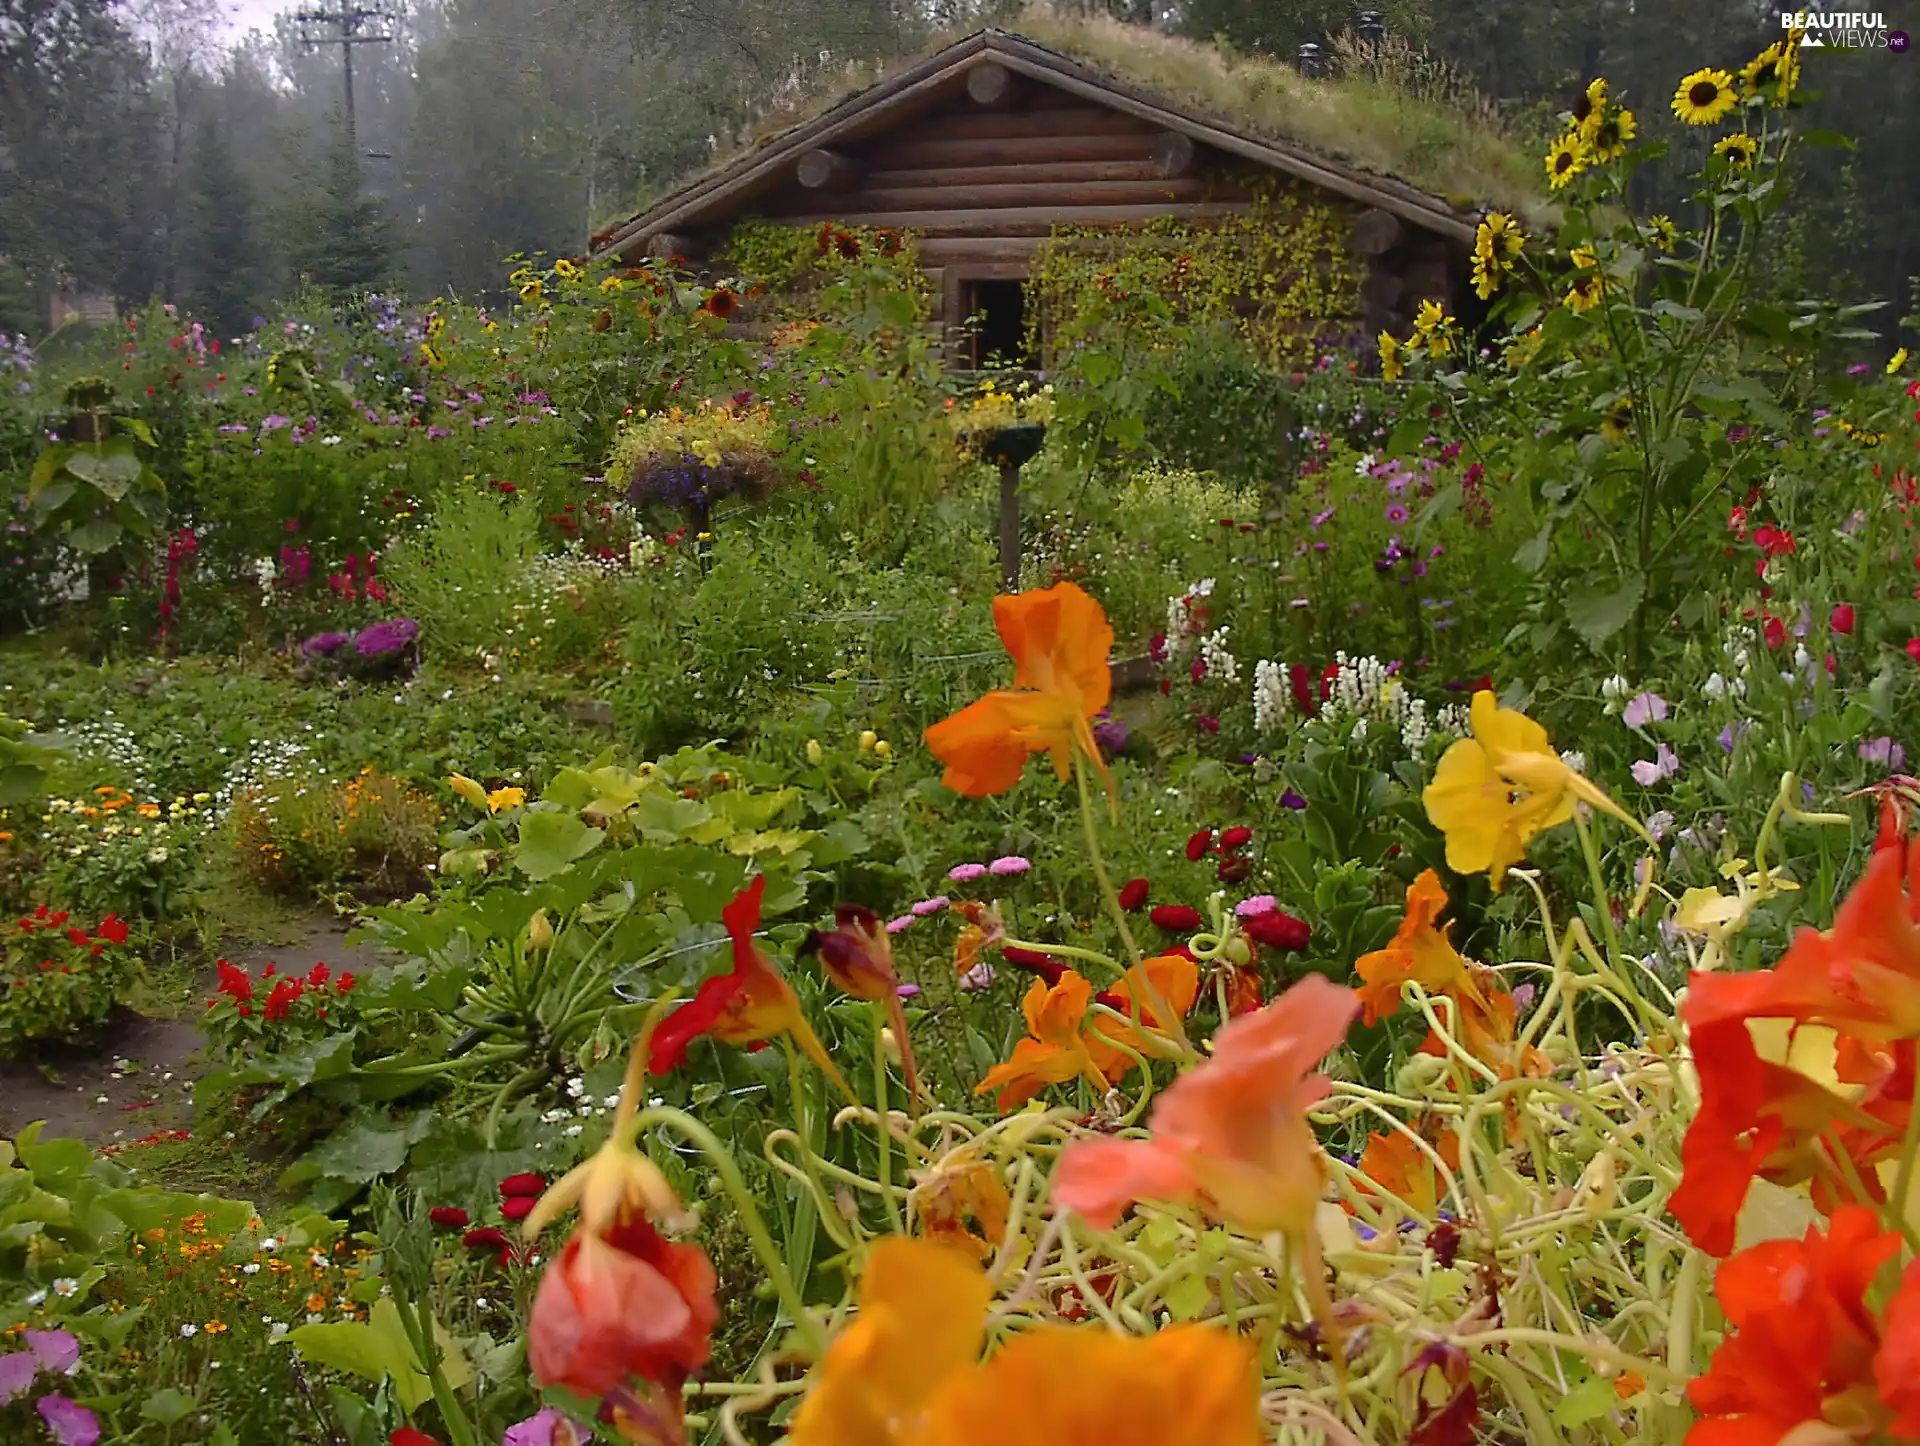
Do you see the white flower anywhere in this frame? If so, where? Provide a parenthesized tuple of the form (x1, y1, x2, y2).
(242, 1262, 261, 1275)
(269, 1322, 289, 1341)
(563, 1123, 584, 1137)
(310, 1253, 329, 1268)
(180, 1323, 198, 1337)
(1560, 749, 1586, 773)
(1400, 695, 1430, 753)
(320, 435, 342, 446)
(1252, 659, 1288, 735)
(51, 1277, 78, 1297)
(147, 846, 169, 863)
(1198, 626, 1240, 684)
(24, 1289, 46, 1307)
(259, 1237, 279, 1252)
(1354, 452, 1376, 474)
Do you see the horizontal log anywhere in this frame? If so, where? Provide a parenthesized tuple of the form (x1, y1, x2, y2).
(1151, 130, 1199, 179)
(796, 148, 862, 191)
(861, 158, 1167, 189)
(1359, 268, 1405, 309)
(866, 133, 1156, 169)
(903, 107, 1158, 143)
(766, 176, 1223, 216)
(913, 237, 1050, 264)
(782, 200, 1255, 238)
(966, 60, 1025, 108)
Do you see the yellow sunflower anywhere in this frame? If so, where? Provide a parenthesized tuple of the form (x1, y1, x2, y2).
(1413, 299, 1453, 356)
(1890, 347, 1910, 376)
(1600, 397, 1633, 442)
(1713, 131, 1758, 168)
(1572, 76, 1608, 134)
(1378, 330, 1404, 383)
(1545, 132, 1590, 189)
(553, 258, 583, 280)
(1566, 273, 1604, 314)
(1471, 250, 1502, 301)
(1647, 214, 1679, 251)
(1478, 211, 1526, 261)
(1741, 38, 1800, 104)
(1672, 68, 1737, 125)
(1589, 106, 1638, 163)
(518, 277, 545, 302)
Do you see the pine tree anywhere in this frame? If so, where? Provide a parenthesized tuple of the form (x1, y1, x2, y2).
(181, 120, 262, 336)
(280, 138, 396, 295)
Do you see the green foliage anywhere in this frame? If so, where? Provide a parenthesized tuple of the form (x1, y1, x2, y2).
(381, 490, 546, 659)
(27, 378, 169, 557)
(279, 142, 398, 296)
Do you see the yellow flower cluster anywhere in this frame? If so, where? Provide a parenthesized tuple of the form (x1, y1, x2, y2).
(1543, 74, 1638, 190)
(1376, 300, 1456, 382)
(1470, 211, 1526, 300)
(1565, 245, 1606, 314)
(607, 399, 775, 476)
(945, 379, 1055, 451)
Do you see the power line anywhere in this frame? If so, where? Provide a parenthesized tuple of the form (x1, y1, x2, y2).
(293, 2, 395, 152)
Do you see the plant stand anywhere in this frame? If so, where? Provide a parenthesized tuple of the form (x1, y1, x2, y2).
(979, 422, 1047, 593)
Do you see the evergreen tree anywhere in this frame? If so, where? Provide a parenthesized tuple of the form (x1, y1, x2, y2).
(280, 138, 396, 295)
(181, 119, 262, 336)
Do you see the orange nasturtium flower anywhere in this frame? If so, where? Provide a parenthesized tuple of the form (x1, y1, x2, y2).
(975, 971, 1111, 1112)
(1355, 869, 1545, 1078)
(923, 581, 1116, 803)
(1052, 974, 1359, 1238)
(911, 1153, 1014, 1262)
(1086, 952, 1200, 1082)
(646, 876, 853, 1100)
(789, 1236, 1262, 1446)
(1349, 1127, 1461, 1220)
(1687, 1205, 1920, 1444)
(1422, 690, 1638, 888)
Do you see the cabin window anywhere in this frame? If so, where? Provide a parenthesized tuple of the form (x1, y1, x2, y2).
(962, 277, 1036, 370)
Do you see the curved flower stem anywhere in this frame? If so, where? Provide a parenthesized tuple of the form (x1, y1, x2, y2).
(764, 1130, 904, 1198)
(1664, 1246, 1706, 1380)
(1470, 1328, 1690, 1390)
(630, 1105, 828, 1357)
(780, 1039, 855, 1252)
(1573, 808, 1657, 1035)
(1000, 935, 1123, 975)
(1889, 1084, 1920, 1241)
(871, 1001, 906, 1234)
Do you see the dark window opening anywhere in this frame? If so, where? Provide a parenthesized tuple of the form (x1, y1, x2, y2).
(964, 278, 1036, 370)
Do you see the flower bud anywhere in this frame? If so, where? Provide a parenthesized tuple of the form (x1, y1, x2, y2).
(526, 909, 554, 951)
(873, 740, 893, 759)
(805, 739, 823, 765)
(449, 773, 488, 810)
(858, 729, 878, 752)
(1394, 1052, 1452, 1097)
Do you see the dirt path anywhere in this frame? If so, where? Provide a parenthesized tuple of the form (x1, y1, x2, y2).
(0, 915, 383, 1147)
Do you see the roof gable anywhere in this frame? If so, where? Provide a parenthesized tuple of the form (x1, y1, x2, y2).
(593, 30, 1479, 259)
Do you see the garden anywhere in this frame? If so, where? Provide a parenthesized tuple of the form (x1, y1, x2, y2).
(4, 36, 1920, 1446)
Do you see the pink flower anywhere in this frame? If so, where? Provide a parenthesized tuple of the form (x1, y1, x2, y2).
(1831, 603, 1856, 635)
(910, 896, 950, 917)
(1622, 691, 1669, 730)
(36, 1395, 101, 1446)
(948, 862, 989, 882)
(884, 914, 915, 934)
(1235, 895, 1279, 918)
(988, 856, 1031, 876)
(1631, 743, 1680, 786)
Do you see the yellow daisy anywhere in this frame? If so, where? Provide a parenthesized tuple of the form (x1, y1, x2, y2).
(1672, 68, 1737, 125)
(1713, 132, 1758, 168)
(1545, 132, 1590, 189)
(1886, 347, 1908, 376)
(1741, 38, 1800, 104)
(1566, 273, 1605, 314)
(1413, 299, 1453, 356)
(1477, 211, 1526, 261)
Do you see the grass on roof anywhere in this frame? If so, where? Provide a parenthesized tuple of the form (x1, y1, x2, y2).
(710, 1, 1545, 222)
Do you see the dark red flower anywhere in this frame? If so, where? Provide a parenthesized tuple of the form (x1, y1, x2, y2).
(391, 1430, 443, 1446)
(307, 962, 331, 987)
(1763, 614, 1787, 650)
(1242, 910, 1312, 953)
(1217, 856, 1253, 884)
(1831, 603, 1856, 635)
(1149, 905, 1203, 932)
(1001, 946, 1069, 985)
(65, 927, 90, 946)
(1907, 638, 1920, 664)
(502, 1195, 537, 1223)
(462, 1226, 509, 1251)
(215, 961, 253, 1002)
(263, 978, 303, 1022)
(1218, 825, 1253, 851)
(1752, 525, 1797, 559)
(428, 1206, 470, 1230)
(500, 1172, 547, 1199)
(1117, 877, 1150, 912)
(1185, 830, 1213, 862)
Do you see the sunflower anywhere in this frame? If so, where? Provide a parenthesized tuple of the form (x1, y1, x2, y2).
(1647, 214, 1679, 251)
(1741, 38, 1800, 104)
(1589, 105, 1638, 163)
(1572, 76, 1608, 131)
(1600, 397, 1633, 442)
(554, 258, 583, 280)
(874, 228, 905, 257)
(1672, 67, 1736, 125)
(1545, 132, 1590, 189)
(1413, 298, 1453, 356)
(1471, 250, 1502, 301)
(701, 287, 740, 320)
(1377, 330, 1404, 383)
(834, 231, 863, 260)
(1713, 131, 1758, 168)
(517, 278, 545, 303)
(1478, 211, 1526, 261)
(1566, 272, 1605, 314)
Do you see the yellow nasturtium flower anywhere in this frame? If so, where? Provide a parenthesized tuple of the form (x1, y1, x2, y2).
(487, 786, 526, 814)
(448, 773, 488, 811)
(1423, 691, 1641, 889)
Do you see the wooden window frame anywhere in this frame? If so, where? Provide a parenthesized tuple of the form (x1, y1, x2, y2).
(945, 264, 1035, 373)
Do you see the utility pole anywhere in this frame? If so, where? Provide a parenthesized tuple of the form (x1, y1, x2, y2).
(294, 2, 395, 153)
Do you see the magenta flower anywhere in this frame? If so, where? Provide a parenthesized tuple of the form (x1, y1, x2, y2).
(36, 1395, 101, 1446)
(1235, 895, 1279, 918)
(1384, 503, 1409, 525)
(884, 914, 915, 934)
(947, 862, 989, 882)
(910, 895, 950, 917)
(987, 856, 1031, 876)
(1860, 736, 1908, 771)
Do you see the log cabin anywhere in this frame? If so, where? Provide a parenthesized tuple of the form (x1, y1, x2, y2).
(590, 27, 1528, 370)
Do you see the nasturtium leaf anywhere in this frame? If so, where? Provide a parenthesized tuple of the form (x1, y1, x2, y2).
(512, 809, 604, 880)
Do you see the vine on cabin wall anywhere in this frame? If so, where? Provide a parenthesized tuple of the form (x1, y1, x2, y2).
(712, 218, 931, 318)
(1028, 184, 1364, 370)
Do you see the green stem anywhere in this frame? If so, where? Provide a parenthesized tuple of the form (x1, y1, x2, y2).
(1887, 1076, 1920, 1242)
(1573, 808, 1656, 1035)
(632, 1105, 828, 1356)
(782, 1039, 854, 1251)
(870, 1001, 905, 1233)
(410, 1293, 477, 1446)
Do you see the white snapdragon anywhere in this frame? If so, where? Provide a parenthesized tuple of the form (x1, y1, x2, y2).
(1198, 626, 1239, 684)
(1600, 674, 1632, 713)
(1400, 695, 1430, 754)
(1252, 659, 1288, 735)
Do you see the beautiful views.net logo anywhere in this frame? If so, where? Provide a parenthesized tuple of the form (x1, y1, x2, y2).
(1779, 10, 1903, 48)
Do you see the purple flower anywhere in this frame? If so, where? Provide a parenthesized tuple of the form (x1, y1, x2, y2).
(1511, 983, 1536, 1012)
(884, 914, 914, 934)
(1719, 721, 1748, 754)
(910, 895, 949, 917)
(0, 1353, 37, 1404)
(1384, 503, 1409, 525)
(36, 1396, 101, 1446)
(1860, 736, 1907, 771)
(1236, 895, 1278, 918)
(1310, 507, 1336, 529)
(895, 982, 921, 999)
(301, 631, 350, 656)
(427, 426, 453, 439)
(947, 862, 989, 882)
(1622, 691, 1669, 730)
(1279, 789, 1308, 810)
(957, 960, 996, 991)
(1630, 743, 1680, 785)
(352, 617, 419, 658)
(24, 1332, 77, 1377)
(988, 855, 1031, 877)
(1091, 713, 1129, 756)
(260, 413, 291, 431)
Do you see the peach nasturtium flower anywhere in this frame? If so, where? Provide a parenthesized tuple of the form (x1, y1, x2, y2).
(923, 581, 1116, 802)
(975, 971, 1111, 1112)
(1422, 689, 1638, 888)
(1051, 974, 1359, 1236)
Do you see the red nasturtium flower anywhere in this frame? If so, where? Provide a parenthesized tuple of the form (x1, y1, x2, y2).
(1686, 1205, 1920, 1444)
(801, 903, 923, 1102)
(923, 582, 1116, 804)
(647, 876, 852, 1100)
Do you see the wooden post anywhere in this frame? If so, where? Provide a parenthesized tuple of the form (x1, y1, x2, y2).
(966, 61, 1024, 108)
(646, 233, 695, 262)
(796, 148, 862, 191)
(998, 457, 1021, 592)
(1150, 130, 1198, 179)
